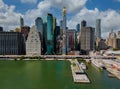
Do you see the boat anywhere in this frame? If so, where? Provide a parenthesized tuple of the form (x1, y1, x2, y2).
(81, 62, 86, 70)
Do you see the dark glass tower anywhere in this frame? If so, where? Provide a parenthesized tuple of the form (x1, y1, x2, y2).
(46, 13, 54, 54)
(81, 20, 86, 28)
(20, 16, 24, 28)
(76, 24, 80, 32)
(35, 17, 44, 53)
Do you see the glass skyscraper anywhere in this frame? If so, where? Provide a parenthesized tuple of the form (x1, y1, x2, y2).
(20, 16, 24, 28)
(35, 17, 43, 35)
(76, 24, 80, 32)
(96, 19, 101, 39)
(46, 13, 54, 54)
(35, 17, 44, 54)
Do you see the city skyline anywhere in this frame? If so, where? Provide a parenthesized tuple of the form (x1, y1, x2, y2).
(0, 0, 120, 38)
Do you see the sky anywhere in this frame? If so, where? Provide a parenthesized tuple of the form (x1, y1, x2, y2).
(0, 0, 120, 38)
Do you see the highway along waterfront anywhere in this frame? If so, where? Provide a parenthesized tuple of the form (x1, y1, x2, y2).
(0, 60, 120, 89)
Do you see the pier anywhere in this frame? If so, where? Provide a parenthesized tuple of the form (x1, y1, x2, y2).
(70, 59, 90, 83)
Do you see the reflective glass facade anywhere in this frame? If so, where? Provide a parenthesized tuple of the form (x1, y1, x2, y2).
(46, 13, 54, 54)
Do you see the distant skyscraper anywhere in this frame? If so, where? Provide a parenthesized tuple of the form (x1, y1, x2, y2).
(81, 20, 86, 28)
(62, 7, 67, 55)
(0, 27, 3, 32)
(54, 26, 60, 53)
(53, 17, 56, 33)
(35, 17, 43, 34)
(26, 26, 41, 55)
(35, 17, 44, 53)
(96, 19, 101, 39)
(20, 16, 24, 28)
(67, 29, 77, 51)
(21, 26, 30, 40)
(60, 20, 63, 36)
(80, 25, 95, 54)
(117, 31, 120, 38)
(46, 13, 54, 54)
(106, 30, 120, 49)
(76, 24, 80, 32)
(43, 22, 47, 54)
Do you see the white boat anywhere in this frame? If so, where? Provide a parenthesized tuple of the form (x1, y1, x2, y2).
(81, 62, 86, 70)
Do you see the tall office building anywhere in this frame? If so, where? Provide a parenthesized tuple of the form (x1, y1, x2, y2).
(117, 31, 120, 38)
(35, 17, 43, 35)
(21, 26, 30, 40)
(76, 24, 80, 32)
(80, 25, 95, 54)
(53, 17, 56, 33)
(43, 22, 47, 54)
(26, 26, 41, 55)
(46, 13, 54, 54)
(60, 20, 63, 35)
(35, 17, 44, 53)
(0, 27, 3, 32)
(81, 20, 86, 28)
(0, 32, 25, 55)
(106, 31, 120, 49)
(62, 7, 67, 55)
(67, 29, 77, 51)
(54, 26, 60, 53)
(20, 16, 24, 28)
(96, 19, 101, 39)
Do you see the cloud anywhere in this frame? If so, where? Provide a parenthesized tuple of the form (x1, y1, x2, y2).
(116, 0, 120, 2)
(24, 0, 51, 26)
(0, 0, 23, 30)
(21, 0, 37, 4)
(1, 0, 120, 39)
(23, 0, 87, 26)
(47, 0, 87, 13)
(67, 7, 120, 38)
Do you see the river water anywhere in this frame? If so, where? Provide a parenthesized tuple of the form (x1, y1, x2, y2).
(0, 60, 120, 89)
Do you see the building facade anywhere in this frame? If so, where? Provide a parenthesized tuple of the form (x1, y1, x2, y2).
(26, 26, 41, 55)
(21, 26, 30, 40)
(35, 17, 44, 53)
(81, 20, 86, 28)
(96, 19, 101, 39)
(20, 16, 24, 28)
(80, 26, 95, 54)
(67, 30, 77, 51)
(96, 38, 108, 50)
(62, 7, 67, 55)
(107, 31, 120, 49)
(46, 13, 54, 54)
(76, 24, 80, 32)
(0, 32, 25, 55)
(0, 27, 3, 32)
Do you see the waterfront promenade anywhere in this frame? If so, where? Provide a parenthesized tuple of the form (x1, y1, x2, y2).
(103, 60, 120, 80)
(0, 55, 116, 60)
(91, 59, 120, 80)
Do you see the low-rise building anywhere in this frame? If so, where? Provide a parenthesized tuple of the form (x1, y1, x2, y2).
(0, 32, 25, 55)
